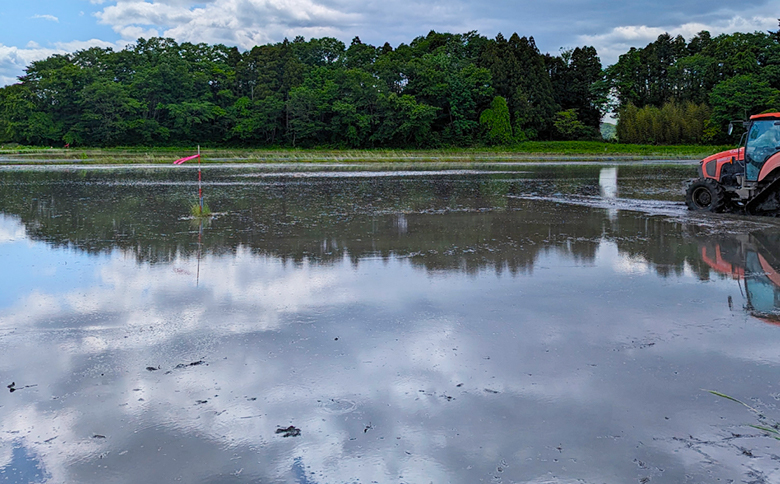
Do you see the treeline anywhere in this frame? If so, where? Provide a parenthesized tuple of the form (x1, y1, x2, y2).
(0, 32, 603, 148)
(0, 27, 778, 148)
(610, 28, 780, 144)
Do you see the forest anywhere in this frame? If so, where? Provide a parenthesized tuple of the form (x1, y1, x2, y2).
(0, 27, 778, 148)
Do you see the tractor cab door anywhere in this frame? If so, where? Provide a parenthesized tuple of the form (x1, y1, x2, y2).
(745, 120, 780, 181)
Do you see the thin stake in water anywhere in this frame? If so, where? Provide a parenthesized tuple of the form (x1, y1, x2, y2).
(173, 146, 208, 216)
(198, 145, 202, 213)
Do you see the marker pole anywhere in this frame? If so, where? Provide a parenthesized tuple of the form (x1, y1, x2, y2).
(198, 145, 203, 212)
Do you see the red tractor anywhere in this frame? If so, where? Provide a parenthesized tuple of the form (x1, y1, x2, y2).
(686, 112, 780, 215)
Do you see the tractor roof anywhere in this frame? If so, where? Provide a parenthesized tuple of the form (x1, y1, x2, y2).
(750, 112, 780, 120)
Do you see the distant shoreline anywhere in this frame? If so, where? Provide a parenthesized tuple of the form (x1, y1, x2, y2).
(0, 142, 725, 165)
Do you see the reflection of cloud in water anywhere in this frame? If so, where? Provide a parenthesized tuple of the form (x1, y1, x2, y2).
(0, 444, 11, 469)
(600, 241, 651, 275)
(599, 167, 618, 222)
(0, 445, 48, 483)
(0, 214, 25, 243)
(2, 238, 780, 482)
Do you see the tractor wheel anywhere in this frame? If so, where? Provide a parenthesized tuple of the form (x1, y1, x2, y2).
(686, 179, 726, 212)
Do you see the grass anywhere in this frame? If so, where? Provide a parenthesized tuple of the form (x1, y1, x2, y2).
(0, 142, 733, 165)
(707, 390, 780, 441)
(190, 203, 212, 218)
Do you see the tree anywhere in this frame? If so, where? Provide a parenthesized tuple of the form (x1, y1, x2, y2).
(372, 94, 439, 146)
(617, 101, 712, 144)
(480, 96, 512, 144)
(709, 75, 780, 142)
(78, 81, 140, 146)
(553, 109, 590, 140)
(480, 33, 558, 139)
(547, 46, 604, 131)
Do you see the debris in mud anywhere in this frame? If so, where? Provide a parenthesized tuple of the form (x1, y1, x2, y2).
(146, 366, 160, 371)
(196, 400, 208, 405)
(7, 382, 36, 393)
(276, 426, 301, 437)
(174, 360, 206, 369)
(93, 434, 106, 439)
(484, 388, 500, 394)
(364, 423, 373, 433)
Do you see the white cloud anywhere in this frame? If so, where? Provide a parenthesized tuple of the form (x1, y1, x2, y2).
(91, 0, 470, 48)
(0, 0, 777, 87)
(85, 0, 780, 65)
(0, 39, 131, 86)
(579, 14, 779, 65)
(32, 14, 59, 22)
(0, 43, 61, 85)
(54, 39, 131, 52)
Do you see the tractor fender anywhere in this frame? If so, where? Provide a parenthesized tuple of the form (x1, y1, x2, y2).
(758, 152, 780, 181)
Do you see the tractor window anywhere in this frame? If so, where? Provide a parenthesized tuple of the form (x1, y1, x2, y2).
(746, 120, 780, 180)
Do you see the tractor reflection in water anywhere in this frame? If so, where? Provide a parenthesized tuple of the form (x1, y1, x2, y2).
(700, 232, 780, 323)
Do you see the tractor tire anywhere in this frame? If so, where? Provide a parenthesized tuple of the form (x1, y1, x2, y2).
(685, 178, 726, 212)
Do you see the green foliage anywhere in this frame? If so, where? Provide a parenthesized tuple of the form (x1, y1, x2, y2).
(546, 46, 605, 130)
(479, 33, 560, 140)
(609, 29, 780, 142)
(600, 122, 617, 140)
(0, 28, 778, 148)
(372, 94, 439, 147)
(553, 109, 593, 140)
(617, 100, 711, 144)
(480, 96, 513, 144)
(708, 74, 780, 142)
(191, 203, 212, 217)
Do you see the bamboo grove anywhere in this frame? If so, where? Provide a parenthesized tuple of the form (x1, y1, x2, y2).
(0, 27, 778, 148)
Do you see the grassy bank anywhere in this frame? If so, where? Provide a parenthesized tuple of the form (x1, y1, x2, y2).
(0, 141, 731, 164)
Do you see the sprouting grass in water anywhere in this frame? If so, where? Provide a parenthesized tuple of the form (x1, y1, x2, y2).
(190, 203, 212, 218)
(706, 390, 780, 440)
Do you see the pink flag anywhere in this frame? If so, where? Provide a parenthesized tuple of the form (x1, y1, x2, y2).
(173, 154, 200, 165)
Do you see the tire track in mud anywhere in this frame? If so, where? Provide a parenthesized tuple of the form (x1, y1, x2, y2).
(509, 194, 780, 234)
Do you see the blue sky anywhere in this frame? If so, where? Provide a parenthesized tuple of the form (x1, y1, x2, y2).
(0, 0, 777, 85)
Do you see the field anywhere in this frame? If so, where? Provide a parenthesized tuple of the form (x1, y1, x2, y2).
(0, 141, 732, 164)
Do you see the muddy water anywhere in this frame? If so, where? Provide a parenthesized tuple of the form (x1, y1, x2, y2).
(1, 163, 780, 483)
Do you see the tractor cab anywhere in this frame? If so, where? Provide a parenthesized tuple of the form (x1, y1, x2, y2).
(744, 114, 780, 181)
(686, 112, 780, 214)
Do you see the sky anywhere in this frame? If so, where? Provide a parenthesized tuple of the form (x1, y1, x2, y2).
(0, 0, 777, 86)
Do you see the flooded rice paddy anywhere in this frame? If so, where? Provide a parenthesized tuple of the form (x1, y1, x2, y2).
(2, 162, 780, 483)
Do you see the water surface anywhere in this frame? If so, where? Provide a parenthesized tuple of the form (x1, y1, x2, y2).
(1, 163, 780, 483)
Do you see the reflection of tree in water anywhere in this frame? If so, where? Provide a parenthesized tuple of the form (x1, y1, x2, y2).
(612, 215, 711, 278)
(0, 168, 717, 275)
